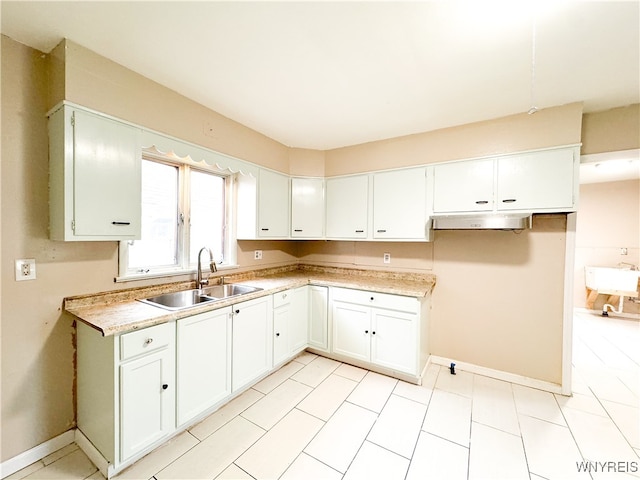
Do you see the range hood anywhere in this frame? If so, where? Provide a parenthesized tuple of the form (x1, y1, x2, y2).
(431, 213, 532, 230)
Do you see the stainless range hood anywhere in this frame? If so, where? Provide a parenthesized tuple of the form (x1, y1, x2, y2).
(431, 213, 532, 230)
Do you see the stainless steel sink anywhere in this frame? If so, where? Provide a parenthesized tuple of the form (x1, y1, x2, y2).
(139, 289, 218, 310)
(200, 284, 263, 298)
(138, 284, 263, 310)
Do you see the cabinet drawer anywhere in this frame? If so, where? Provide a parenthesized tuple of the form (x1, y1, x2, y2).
(120, 323, 173, 361)
(273, 289, 292, 308)
(331, 287, 418, 313)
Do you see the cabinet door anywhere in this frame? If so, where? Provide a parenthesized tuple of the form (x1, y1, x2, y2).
(332, 300, 370, 362)
(232, 296, 273, 392)
(371, 309, 417, 375)
(497, 149, 576, 211)
(73, 109, 141, 238)
(373, 167, 427, 239)
(176, 308, 231, 427)
(308, 286, 329, 351)
(289, 286, 309, 353)
(120, 348, 175, 461)
(258, 169, 290, 237)
(326, 175, 369, 239)
(273, 304, 291, 366)
(433, 159, 494, 213)
(291, 178, 324, 238)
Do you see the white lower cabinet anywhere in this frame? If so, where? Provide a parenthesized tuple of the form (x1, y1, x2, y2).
(308, 285, 329, 352)
(273, 287, 309, 366)
(120, 347, 175, 461)
(232, 295, 273, 392)
(77, 321, 176, 476)
(176, 308, 231, 427)
(331, 287, 427, 377)
(76, 283, 428, 477)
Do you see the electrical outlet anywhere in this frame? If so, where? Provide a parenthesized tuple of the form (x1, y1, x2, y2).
(383, 253, 391, 264)
(621, 247, 628, 255)
(15, 259, 36, 281)
(254, 250, 263, 260)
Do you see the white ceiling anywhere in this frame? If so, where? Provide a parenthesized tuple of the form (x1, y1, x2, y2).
(1, 1, 639, 151)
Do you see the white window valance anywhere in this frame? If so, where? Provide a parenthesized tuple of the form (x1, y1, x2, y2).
(141, 130, 258, 177)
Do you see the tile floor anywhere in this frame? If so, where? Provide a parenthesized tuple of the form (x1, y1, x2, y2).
(7, 311, 639, 480)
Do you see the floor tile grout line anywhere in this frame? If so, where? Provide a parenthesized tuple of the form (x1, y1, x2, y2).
(419, 430, 471, 451)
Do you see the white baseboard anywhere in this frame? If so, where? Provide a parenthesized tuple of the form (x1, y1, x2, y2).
(0, 430, 75, 479)
(75, 429, 112, 479)
(429, 355, 565, 395)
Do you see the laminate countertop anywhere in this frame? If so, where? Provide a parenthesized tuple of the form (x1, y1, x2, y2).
(65, 265, 436, 336)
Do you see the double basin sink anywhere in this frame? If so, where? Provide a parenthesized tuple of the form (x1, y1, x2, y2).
(139, 284, 263, 311)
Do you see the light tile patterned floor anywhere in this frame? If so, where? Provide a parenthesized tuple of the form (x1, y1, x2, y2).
(8, 311, 639, 480)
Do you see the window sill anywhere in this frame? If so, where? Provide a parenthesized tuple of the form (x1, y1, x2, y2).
(115, 264, 240, 283)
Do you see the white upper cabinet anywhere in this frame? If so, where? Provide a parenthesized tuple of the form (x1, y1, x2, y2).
(48, 104, 142, 241)
(373, 167, 428, 239)
(433, 159, 494, 213)
(432, 147, 578, 215)
(497, 148, 576, 211)
(237, 168, 290, 239)
(291, 177, 324, 238)
(325, 174, 369, 239)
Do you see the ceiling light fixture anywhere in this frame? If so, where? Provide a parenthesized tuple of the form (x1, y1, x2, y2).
(527, 15, 538, 115)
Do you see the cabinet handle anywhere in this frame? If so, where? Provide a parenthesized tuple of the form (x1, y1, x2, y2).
(162, 384, 168, 390)
(261, 228, 269, 231)
(502, 199, 517, 203)
(112, 221, 131, 225)
(294, 229, 303, 232)
(144, 338, 153, 345)
(355, 230, 364, 233)
(376, 229, 387, 233)
(475, 200, 489, 205)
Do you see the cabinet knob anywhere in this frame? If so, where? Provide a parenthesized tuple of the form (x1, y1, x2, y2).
(144, 338, 153, 345)
(365, 330, 369, 334)
(276, 332, 280, 337)
(502, 198, 517, 203)
(370, 297, 374, 301)
(372, 331, 376, 335)
(235, 309, 240, 314)
(162, 384, 168, 390)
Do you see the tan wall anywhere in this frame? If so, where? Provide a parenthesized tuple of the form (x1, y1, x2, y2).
(581, 105, 640, 155)
(325, 103, 584, 176)
(288, 148, 325, 177)
(61, 39, 291, 174)
(574, 179, 640, 314)
(2, 36, 116, 462)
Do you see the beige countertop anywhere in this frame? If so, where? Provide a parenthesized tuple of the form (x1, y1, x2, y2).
(65, 265, 436, 336)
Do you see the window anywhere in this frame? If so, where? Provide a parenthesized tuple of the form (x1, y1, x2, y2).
(119, 153, 234, 279)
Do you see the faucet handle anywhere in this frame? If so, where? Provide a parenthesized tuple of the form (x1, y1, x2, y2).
(210, 260, 217, 273)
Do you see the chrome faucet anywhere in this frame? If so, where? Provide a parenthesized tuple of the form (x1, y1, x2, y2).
(197, 247, 217, 289)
